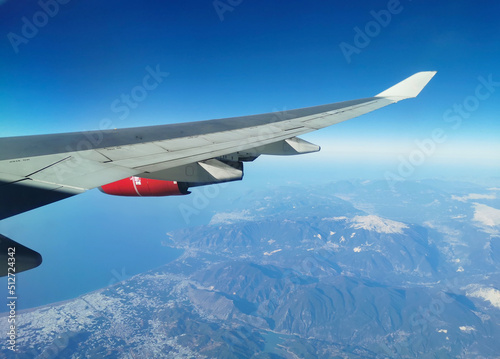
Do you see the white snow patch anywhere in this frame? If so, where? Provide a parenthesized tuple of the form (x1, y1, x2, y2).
(324, 241, 340, 250)
(307, 248, 315, 252)
(424, 199, 441, 207)
(264, 249, 282, 256)
(350, 215, 408, 234)
(268, 239, 275, 245)
(210, 210, 254, 225)
(323, 216, 347, 221)
(459, 326, 476, 333)
(353, 247, 362, 253)
(339, 236, 346, 243)
(350, 232, 356, 238)
(457, 266, 464, 272)
(437, 329, 448, 334)
(424, 221, 462, 241)
(329, 231, 336, 236)
(472, 203, 500, 227)
(451, 214, 466, 219)
(452, 193, 496, 202)
(314, 234, 322, 240)
(467, 286, 500, 309)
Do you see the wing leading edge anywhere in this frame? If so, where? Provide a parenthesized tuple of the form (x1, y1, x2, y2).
(0, 71, 436, 222)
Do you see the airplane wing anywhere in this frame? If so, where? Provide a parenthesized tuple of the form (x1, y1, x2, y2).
(0, 71, 436, 275)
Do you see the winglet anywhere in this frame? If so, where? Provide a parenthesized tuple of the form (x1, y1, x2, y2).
(376, 71, 437, 101)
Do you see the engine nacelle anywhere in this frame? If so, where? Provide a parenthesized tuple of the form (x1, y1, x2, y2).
(99, 177, 189, 197)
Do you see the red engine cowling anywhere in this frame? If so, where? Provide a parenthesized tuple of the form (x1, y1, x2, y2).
(99, 177, 189, 197)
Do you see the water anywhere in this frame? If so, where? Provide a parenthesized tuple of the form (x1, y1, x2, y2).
(0, 190, 189, 311)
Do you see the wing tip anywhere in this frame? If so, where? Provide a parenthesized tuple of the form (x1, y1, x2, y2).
(0, 234, 43, 276)
(376, 71, 437, 100)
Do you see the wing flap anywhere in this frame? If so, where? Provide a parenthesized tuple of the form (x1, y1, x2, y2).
(251, 137, 320, 156)
(198, 159, 243, 181)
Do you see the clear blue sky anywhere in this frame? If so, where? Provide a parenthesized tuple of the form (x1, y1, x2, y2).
(0, 0, 499, 309)
(1, 0, 499, 174)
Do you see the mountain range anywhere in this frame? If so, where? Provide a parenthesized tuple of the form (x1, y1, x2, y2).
(1, 179, 499, 358)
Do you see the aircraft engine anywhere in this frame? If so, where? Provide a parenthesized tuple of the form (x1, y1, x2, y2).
(99, 176, 189, 197)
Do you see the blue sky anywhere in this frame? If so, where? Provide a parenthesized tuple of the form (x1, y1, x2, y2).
(1, 0, 499, 309)
(1, 0, 499, 175)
